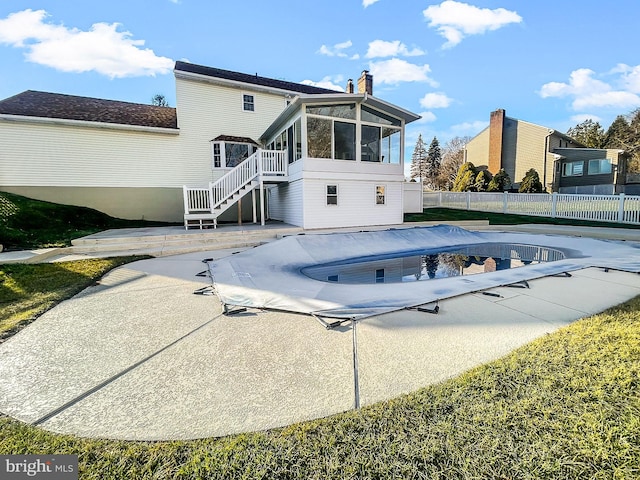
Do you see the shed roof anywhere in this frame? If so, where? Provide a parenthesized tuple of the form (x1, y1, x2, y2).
(0, 90, 178, 129)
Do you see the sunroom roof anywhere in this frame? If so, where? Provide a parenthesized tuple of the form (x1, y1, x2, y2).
(260, 93, 421, 142)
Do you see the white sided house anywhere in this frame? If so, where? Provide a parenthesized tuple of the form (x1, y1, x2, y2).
(0, 61, 420, 229)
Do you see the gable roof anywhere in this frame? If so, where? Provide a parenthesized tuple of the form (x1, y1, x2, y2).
(0, 90, 178, 129)
(174, 61, 340, 95)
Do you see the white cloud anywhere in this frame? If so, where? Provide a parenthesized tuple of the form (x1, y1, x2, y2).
(365, 40, 424, 58)
(317, 40, 353, 58)
(415, 111, 437, 123)
(419, 92, 452, 109)
(450, 120, 488, 135)
(368, 58, 438, 86)
(613, 63, 640, 94)
(423, 1, 522, 48)
(540, 67, 640, 111)
(301, 76, 344, 92)
(363, 0, 381, 7)
(570, 113, 602, 124)
(0, 9, 173, 78)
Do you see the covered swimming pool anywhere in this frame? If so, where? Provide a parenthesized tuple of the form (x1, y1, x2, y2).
(207, 225, 640, 323)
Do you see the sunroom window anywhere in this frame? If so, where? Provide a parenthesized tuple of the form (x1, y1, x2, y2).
(305, 102, 401, 163)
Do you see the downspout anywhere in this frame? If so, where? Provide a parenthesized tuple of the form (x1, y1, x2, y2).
(544, 130, 553, 191)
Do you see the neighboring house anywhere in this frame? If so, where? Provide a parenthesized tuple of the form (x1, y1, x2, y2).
(465, 108, 631, 194)
(0, 61, 420, 228)
(552, 147, 630, 195)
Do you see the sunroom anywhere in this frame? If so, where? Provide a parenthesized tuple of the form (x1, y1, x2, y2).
(260, 93, 420, 168)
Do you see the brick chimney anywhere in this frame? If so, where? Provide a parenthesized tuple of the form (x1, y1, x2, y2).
(357, 70, 373, 95)
(346, 78, 354, 94)
(488, 108, 505, 173)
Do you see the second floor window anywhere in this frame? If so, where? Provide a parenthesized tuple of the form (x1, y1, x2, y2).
(243, 94, 255, 112)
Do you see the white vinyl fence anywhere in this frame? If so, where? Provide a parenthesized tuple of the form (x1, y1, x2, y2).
(423, 191, 640, 225)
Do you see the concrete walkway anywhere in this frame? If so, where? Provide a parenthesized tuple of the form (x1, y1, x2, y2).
(0, 226, 639, 440)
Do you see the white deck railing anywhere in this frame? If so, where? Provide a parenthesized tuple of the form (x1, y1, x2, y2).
(183, 149, 287, 214)
(424, 191, 640, 225)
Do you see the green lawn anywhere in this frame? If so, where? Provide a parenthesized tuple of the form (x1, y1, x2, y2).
(0, 191, 177, 251)
(1, 259, 639, 479)
(405, 207, 640, 229)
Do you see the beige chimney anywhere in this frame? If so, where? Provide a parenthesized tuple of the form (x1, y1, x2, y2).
(357, 70, 373, 95)
(346, 79, 354, 94)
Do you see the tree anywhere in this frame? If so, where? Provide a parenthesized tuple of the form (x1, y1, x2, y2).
(438, 136, 470, 190)
(474, 169, 493, 192)
(452, 162, 477, 192)
(566, 119, 605, 148)
(151, 94, 169, 107)
(518, 168, 544, 193)
(410, 134, 428, 184)
(604, 110, 640, 173)
(425, 136, 442, 189)
(487, 168, 511, 192)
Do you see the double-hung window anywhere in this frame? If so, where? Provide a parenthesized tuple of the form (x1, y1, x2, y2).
(243, 94, 255, 112)
(326, 185, 338, 205)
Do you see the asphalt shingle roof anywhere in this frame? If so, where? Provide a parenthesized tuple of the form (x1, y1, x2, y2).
(0, 90, 178, 129)
(175, 61, 340, 95)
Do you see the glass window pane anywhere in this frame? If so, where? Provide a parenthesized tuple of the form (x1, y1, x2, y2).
(334, 121, 356, 160)
(294, 119, 302, 160)
(361, 125, 381, 162)
(213, 143, 221, 168)
(306, 104, 356, 119)
(225, 143, 249, 167)
(327, 185, 338, 205)
(307, 117, 332, 158)
(573, 162, 583, 175)
(243, 94, 254, 111)
(381, 127, 401, 164)
(361, 105, 401, 126)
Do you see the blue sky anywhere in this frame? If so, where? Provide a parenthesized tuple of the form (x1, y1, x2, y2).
(1, 0, 639, 165)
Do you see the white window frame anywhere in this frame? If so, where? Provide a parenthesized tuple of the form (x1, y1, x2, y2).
(588, 159, 612, 175)
(242, 93, 255, 112)
(210, 141, 256, 169)
(375, 185, 386, 205)
(562, 161, 583, 177)
(326, 184, 338, 206)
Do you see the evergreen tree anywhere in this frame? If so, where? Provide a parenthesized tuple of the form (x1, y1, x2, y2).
(487, 168, 511, 192)
(518, 168, 544, 193)
(452, 162, 477, 192)
(425, 136, 442, 189)
(410, 134, 428, 183)
(567, 119, 605, 148)
(474, 169, 493, 192)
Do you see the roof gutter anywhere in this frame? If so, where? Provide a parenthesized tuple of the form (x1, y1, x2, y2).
(0, 114, 180, 135)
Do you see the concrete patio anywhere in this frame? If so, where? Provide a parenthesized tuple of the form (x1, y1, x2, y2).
(1, 231, 639, 440)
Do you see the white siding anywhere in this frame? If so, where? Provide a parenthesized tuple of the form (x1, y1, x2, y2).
(268, 179, 303, 226)
(0, 120, 180, 187)
(175, 77, 289, 184)
(302, 179, 403, 229)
